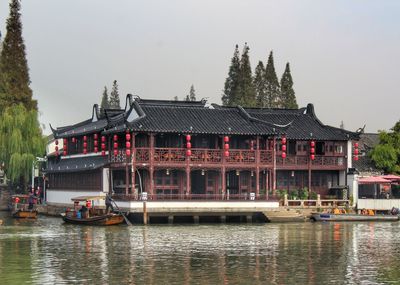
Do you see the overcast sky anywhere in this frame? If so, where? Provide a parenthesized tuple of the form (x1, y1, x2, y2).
(1, 0, 399, 134)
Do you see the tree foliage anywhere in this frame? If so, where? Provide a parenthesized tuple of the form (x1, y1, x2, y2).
(370, 121, 400, 173)
(264, 51, 281, 108)
(0, 104, 46, 184)
(109, 80, 120, 109)
(100, 86, 109, 114)
(222, 45, 240, 106)
(0, 0, 36, 112)
(185, 85, 196, 101)
(236, 44, 256, 107)
(280, 63, 298, 109)
(254, 61, 266, 107)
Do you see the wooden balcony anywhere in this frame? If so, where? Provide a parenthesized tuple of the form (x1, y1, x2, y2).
(276, 155, 346, 170)
(111, 148, 346, 170)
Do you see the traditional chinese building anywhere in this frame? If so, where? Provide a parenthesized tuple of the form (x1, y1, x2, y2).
(46, 95, 359, 204)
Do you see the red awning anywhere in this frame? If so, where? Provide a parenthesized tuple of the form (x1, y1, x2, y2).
(358, 176, 392, 184)
(382, 174, 400, 181)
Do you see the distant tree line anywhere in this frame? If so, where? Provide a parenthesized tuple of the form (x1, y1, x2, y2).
(222, 43, 298, 109)
(0, 0, 46, 187)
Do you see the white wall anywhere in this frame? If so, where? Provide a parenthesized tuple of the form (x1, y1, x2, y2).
(347, 141, 353, 169)
(347, 173, 359, 206)
(358, 199, 400, 211)
(102, 168, 110, 193)
(47, 189, 106, 206)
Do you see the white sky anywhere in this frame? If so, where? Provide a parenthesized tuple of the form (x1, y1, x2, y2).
(0, 0, 399, 134)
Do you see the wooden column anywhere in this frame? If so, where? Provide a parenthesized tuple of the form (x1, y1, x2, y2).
(272, 137, 277, 192)
(265, 170, 269, 200)
(308, 156, 312, 193)
(185, 166, 190, 197)
(125, 160, 129, 195)
(131, 133, 136, 198)
(221, 167, 226, 199)
(256, 136, 260, 198)
(149, 134, 155, 197)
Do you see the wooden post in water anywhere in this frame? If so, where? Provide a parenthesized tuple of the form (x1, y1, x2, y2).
(143, 201, 148, 225)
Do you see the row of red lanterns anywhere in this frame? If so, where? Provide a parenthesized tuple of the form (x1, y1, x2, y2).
(281, 137, 287, 158)
(310, 140, 315, 161)
(353, 142, 359, 161)
(224, 136, 229, 158)
(126, 132, 131, 157)
(186, 134, 192, 156)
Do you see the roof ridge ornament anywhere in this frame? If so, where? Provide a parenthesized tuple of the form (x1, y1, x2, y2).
(237, 106, 292, 129)
(92, 104, 100, 122)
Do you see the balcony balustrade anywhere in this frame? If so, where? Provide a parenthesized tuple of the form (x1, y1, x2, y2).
(112, 148, 345, 168)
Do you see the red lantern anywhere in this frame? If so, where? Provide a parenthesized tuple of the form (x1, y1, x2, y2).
(126, 133, 131, 141)
(55, 140, 59, 145)
(101, 143, 106, 150)
(55, 146, 59, 151)
(113, 149, 118, 156)
(224, 136, 229, 143)
(83, 136, 87, 142)
(94, 140, 98, 147)
(94, 147, 98, 153)
(282, 145, 287, 152)
(186, 134, 191, 142)
(63, 150, 67, 156)
(126, 149, 131, 157)
(281, 137, 286, 145)
(113, 135, 118, 142)
(55, 151, 59, 156)
(72, 137, 76, 143)
(354, 142, 359, 148)
(310, 141, 315, 147)
(311, 154, 315, 160)
(83, 142, 87, 148)
(101, 150, 106, 156)
(310, 147, 315, 154)
(86, 200, 91, 208)
(186, 142, 192, 149)
(224, 150, 230, 157)
(354, 149, 359, 155)
(113, 142, 118, 149)
(354, 155, 359, 161)
(186, 149, 192, 156)
(101, 136, 106, 142)
(94, 133, 98, 140)
(224, 143, 229, 150)
(63, 138, 67, 145)
(83, 149, 87, 154)
(126, 141, 131, 149)
(281, 152, 286, 159)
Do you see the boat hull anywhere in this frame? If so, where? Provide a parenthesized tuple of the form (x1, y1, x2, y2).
(12, 210, 38, 219)
(311, 213, 399, 222)
(61, 213, 125, 226)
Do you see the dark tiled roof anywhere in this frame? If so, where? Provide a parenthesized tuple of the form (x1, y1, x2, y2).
(46, 155, 108, 173)
(359, 133, 380, 152)
(353, 155, 381, 173)
(53, 119, 108, 138)
(126, 104, 284, 135)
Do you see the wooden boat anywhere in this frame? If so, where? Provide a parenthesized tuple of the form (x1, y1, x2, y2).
(311, 212, 399, 222)
(61, 212, 124, 226)
(61, 195, 126, 226)
(10, 194, 38, 219)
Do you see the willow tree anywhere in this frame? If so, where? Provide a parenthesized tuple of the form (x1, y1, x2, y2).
(0, 104, 45, 186)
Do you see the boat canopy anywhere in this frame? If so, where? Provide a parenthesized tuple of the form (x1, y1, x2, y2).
(71, 196, 106, 202)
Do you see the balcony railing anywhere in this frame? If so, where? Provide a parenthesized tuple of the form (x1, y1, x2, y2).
(113, 148, 345, 168)
(112, 193, 279, 201)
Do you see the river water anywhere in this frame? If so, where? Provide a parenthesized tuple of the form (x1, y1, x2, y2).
(0, 212, 400, 285)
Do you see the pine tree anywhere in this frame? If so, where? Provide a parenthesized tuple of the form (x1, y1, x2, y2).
(236, 43, 256, 107)
(264, 51, 281, 108)
(254, 61, 266, 108)
(189, 85, 196, 101)
(100, 86, 109, 114)
(109, 80, 121, 109)
(0, 0, 36, 112)
(222, 45, 240, 106)
(173, 96, 178, 101)
(280, 63, 298, 109)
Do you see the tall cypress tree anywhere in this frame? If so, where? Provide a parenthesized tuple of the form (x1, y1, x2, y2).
(254, 61, 266, 107)
(236, 43, 256, 107)
(0, 0, 36, 112)
(100, 86, 109, 114)
(222, 45, 240, 106)
(109, 80, 121, 109)
(264, 51, 280, 108)
(189, 84, 196, 101)
(280, 63, 298, 109)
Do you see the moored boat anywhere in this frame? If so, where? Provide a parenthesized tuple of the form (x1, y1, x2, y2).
(10, 194, 38, 219)
(61, 196, 126, 226)
(311, 212, 399, 222)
